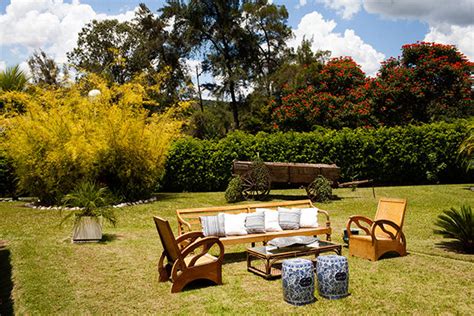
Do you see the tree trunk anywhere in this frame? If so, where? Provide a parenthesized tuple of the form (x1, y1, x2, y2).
(229, 80, 240, 129)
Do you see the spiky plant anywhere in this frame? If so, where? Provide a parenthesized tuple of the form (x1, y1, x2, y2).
(61, 181, 116, 226)
(0, 65, 28, 91)
(434, 205, 473, 253)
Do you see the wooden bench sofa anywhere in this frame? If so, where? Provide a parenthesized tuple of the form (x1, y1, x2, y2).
(176, 200, 332, 247)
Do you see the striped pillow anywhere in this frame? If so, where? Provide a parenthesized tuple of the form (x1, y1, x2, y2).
(245, 212, 265, 234)
(200, 213, 225, 237)
(277, 207, 301, 230)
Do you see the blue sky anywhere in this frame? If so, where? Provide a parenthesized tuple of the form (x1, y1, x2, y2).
(0, 0, 472, 77)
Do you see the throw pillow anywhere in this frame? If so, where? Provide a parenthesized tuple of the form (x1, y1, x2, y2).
(268, 236, 319, 248)
(277, 207, 301, 230)
(200, 213, 225, 237)
(256, 208, 282, 232)
(299, 207, 319, 228)
(245, 212, 265, 234)
(223, 213, 248, 236)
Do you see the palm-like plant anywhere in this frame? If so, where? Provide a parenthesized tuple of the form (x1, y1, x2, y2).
(434, 205, 473, 253)
(61, 181, 116, 226)
(0, 65, 28, 91)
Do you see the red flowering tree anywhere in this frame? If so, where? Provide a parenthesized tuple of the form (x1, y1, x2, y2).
(271, 57, 375, 131)
(371, 42, 473, 125)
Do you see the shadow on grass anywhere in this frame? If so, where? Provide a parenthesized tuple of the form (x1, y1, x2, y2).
(223, 251, 247, 264)
(0, 244, 14, 316)
(99, 234, 119, 243)
(435, 241, 473, 254)
(181, 279, 220, 292)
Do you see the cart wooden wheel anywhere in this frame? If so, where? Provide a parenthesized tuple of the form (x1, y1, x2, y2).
(241, 173, 271, 200)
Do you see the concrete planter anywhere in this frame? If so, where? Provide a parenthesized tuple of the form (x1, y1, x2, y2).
(72, 216, 102, 243)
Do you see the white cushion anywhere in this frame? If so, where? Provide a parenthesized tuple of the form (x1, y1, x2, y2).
(299, 207, 319, 228)
(223, 213, 248, 236)
(256, 208, 282, 232)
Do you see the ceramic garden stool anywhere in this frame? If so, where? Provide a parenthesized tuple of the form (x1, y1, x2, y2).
(316, 255, 349, 299)
(282, 258, 316, 306)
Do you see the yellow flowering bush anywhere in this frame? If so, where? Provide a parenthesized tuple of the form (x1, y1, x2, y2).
(1, 73, 186, 204)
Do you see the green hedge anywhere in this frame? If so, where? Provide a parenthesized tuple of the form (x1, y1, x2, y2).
(163, 121, 472, 192)
(0, 154, 17, 197)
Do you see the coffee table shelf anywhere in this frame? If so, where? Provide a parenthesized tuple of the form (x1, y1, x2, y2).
(247, 240, 342, 279)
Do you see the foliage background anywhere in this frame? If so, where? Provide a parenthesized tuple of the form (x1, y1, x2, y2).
(163, 121, 472, 192)
(0, 74, 185, 203)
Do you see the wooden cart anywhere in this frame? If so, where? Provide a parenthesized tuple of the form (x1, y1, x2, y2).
(232, 160, 341, 201)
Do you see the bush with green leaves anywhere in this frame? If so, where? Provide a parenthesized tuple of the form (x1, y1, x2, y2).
(306, 175, 332, 202)
(1, 73, 184, 204)
(224, 176, 244, 203)
(163, 121, 471, 192)
(0, 153, 17, 198)
(434, 205, 473, 253)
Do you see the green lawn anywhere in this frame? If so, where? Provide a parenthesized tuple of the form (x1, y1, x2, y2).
(0, 184, 473, 314)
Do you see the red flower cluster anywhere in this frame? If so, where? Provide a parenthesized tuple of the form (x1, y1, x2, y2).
(271, 42, 473, 131)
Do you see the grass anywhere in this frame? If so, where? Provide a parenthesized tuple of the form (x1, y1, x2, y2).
(0, 184, 473, 314)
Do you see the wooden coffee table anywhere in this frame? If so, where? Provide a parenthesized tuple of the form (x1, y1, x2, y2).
(247, 240, 342, 279)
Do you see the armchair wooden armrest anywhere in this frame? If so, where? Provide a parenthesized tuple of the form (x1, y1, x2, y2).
(371, 219, 403, 241)
(181, 237, 225, 267)
(176, 231, 204, 249)
(346, 215, 373, 236)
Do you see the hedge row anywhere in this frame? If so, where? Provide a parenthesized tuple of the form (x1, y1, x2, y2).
(162, 121, 472, 192)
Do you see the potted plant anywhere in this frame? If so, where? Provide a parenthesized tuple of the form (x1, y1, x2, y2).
(61, 181, 117, 243)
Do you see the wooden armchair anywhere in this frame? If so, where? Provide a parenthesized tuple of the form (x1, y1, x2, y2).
(346, 198, 407, 261)
(153, 216, 224, 293)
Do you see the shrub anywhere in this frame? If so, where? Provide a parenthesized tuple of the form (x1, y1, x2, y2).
(434, 205, 473, 253)
(61, 181, 116, 226)
(163, 121, 471, 192)
(1, 73, 184, 204)
(0, 153, 17, 198)
(225, 176, 243, 203)
(306, 175, 332, 202)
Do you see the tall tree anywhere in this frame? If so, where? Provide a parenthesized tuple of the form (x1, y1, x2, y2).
(27, 49, 64, 86)
(163, 0, 292, 129)
(68, 19, 148, 84)
(241, 0, 292, 97)
(67, 5, 191, 105)
(370, 42, 473, 125)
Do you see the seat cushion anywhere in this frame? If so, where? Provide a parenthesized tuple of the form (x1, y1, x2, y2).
(184, 253, 217, 267)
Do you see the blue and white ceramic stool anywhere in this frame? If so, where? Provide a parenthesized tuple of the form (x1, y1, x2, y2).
(282, 258, 316, 305)
(316, 255, 349, 299)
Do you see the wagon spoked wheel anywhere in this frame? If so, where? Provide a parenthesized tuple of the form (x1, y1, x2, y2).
(306, 181, 318, 202)
(241, 174, 271, 200)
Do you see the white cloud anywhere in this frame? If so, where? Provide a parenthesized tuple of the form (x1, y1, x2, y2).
(363, 0, 473, 26)
(424, 25, 474, 60)
(289, 11, 385, 76)
(0, 0, 137, 65)
(362, 0, 474, 60)
(317, 0, 362, 19)
(0, 60, 6, 72)
(296, 0, 308, 9)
